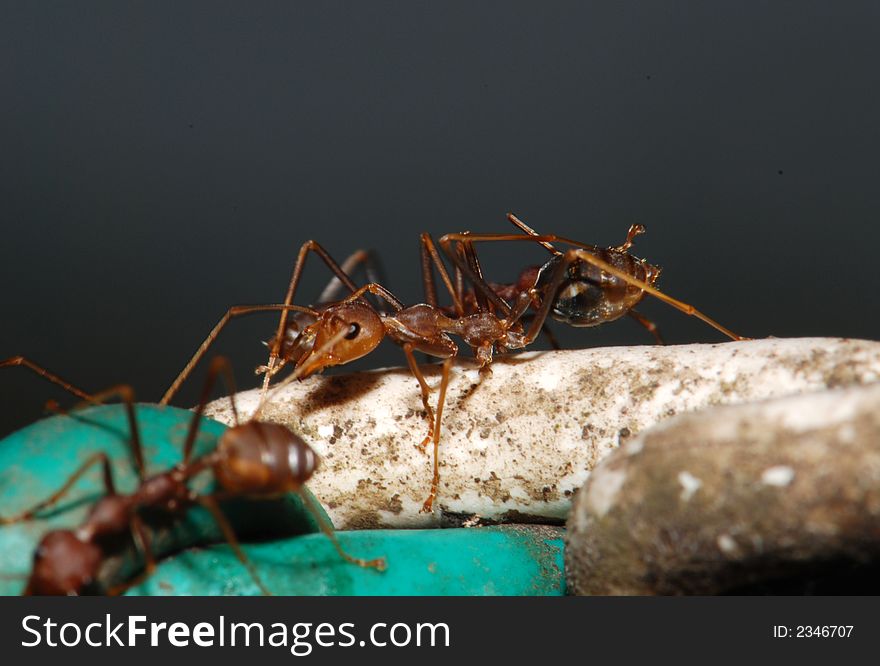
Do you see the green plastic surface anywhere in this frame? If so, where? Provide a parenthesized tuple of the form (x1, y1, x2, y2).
(0, 405, 323, 595)
(1, 407, 567, 596)
(129, 526, 566, 596)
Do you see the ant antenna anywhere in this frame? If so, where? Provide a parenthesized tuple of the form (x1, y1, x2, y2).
(0, 356, 93, 401)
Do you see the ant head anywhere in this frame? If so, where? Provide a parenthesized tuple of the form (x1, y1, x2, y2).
(294, 301, 384, 377)
(645, 262, 662, 286)
(215, 421, 319, 495)
(27, 530, 103, 595)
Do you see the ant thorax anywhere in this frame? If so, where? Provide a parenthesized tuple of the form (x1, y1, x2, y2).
(449, 311, 509, 351)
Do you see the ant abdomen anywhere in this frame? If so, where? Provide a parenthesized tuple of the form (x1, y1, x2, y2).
(536, 250, 662, 327)
(214, 422, 318, 495)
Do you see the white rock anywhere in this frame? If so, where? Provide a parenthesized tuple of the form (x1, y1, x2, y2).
(565, 381, 880, 595)
(203, 337, 880, 529)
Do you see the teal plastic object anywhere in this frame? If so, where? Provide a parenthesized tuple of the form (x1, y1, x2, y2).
(1, 407, 566, 596)
(0, 405, 323, 595)
(129, 526, 566, 596)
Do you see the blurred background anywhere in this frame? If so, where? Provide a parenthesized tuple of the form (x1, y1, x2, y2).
(2, 1, 879, 436)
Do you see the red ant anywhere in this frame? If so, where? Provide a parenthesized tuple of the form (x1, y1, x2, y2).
(0, 340, 385, 595)
(162, 217, 745, 515)
(159, 239, 533, 513)
(434, 212, 746, 350)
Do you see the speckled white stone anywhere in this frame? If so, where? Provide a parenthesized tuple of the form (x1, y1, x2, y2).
(565, 380, 880, 595)
(202, 337, 880, 529)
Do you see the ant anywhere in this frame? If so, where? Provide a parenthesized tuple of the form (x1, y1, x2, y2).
(0, 339, 385, 595)
(160, 238, 533, 513)
(403, 215, 745, 507)
(433, 212, 747, 353)
(165, 212, 747, 513)
(160, 216, 745, 514)
(258, 242, 548, 513)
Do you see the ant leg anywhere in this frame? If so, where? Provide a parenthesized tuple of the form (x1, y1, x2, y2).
(160, 303, 319, 406)
(106, 514, 158, 596)
(444, 216, 556, 321)
(297, 489, 386, 571)
(443, 243, 471, 314)
(248, 328, 348, 421)
(616, 224, 646, 252)
(453, 246, 466, 309)
(334, 282, 404, 312)
(438, 232, 571, 346)
(421, 357, 452, 514)
(402, 344, 436, 452)
(252, 324, 354, 419)
(420, 233, 464, 315)
(0, 452, 116, 525)
(507, 213, 645, 256)
(461, 239, 493, 313)
(506, 213, 559, 255)
(440, 213, 558, 321)
(542, 323, 562, 350)
(198, 495, 273, 595)
(518, 314, 563, 350)
(628, 309, 665, 344)
(67, 384, 146, 481)
(180, 356, 240, 466)
(420, 234, 439, 309)
(317, 249, 391, 312)
(0, 356, 93, 402)
(437, 235, 514, 317)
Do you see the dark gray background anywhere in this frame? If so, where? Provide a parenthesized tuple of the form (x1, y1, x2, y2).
(2, 1, 878, 436)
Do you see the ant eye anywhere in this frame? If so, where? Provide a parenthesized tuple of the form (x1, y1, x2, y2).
(345, 323, 361, 340)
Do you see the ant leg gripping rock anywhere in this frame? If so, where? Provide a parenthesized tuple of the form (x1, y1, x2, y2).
(203, 337, 880, 530)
